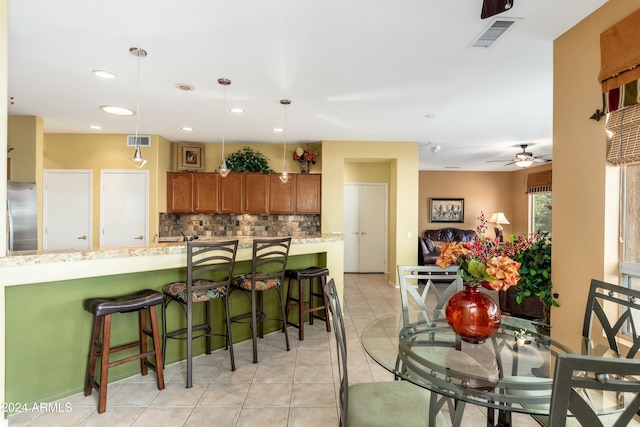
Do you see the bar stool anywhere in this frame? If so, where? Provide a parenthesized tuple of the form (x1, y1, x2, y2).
(83, 289, 165, 413)
(285, 267, 331, 340)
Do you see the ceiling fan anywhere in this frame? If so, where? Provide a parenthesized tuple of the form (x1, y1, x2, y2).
(488, 144, 551, 168)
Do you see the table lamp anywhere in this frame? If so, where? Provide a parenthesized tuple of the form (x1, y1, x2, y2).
(489, 212, 510, 242)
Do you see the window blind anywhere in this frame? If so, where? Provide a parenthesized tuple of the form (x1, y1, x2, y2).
(606, 103, 640, 165)
(526, 170, 552, 194)
(599, 8, 640, 112)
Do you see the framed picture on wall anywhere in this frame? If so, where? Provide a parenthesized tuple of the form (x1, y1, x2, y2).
(430, 198, 464, 223)
(178, 143, 205, 171)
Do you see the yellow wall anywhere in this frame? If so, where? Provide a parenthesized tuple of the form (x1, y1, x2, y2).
(43, 133, 172, 246)
(7, 116, 41, 183)
(321, 140, 418, 282)
(552, 0, 636, 335)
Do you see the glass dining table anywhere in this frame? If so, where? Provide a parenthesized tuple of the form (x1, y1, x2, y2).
(360, 311, 620, 427)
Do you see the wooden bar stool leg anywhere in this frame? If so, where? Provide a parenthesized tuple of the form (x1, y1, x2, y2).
(139, 310, 148, 376)
(85, 317, 101, 397)
(98, 314, 112, 414)
(148, 306, 165, 389)
(308, 278, 316, 326)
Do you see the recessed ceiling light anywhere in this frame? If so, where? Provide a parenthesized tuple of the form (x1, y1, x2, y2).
(230, 107, 244, 113)
(273, 127, 284, 132)
(89, 124, 102, 130)
(182, 127, 193, 131)
(92, 70, 116, 79)
(100, 105, 135, 116)
(175, 83, 195, 91)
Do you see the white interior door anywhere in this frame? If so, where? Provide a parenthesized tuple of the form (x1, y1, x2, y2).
(100, 170, 149, 247)
(43, 169, 92, 250)
(344, 183, 387, 273)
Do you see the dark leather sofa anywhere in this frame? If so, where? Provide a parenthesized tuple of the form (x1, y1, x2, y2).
(418, 227, 477, 265)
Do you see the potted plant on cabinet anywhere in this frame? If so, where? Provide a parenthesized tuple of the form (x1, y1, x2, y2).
(223, 146, 274, 173)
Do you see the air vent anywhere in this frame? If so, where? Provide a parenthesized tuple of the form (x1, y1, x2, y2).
(127, 135, 151, 147)
(470, 18, 521, 48)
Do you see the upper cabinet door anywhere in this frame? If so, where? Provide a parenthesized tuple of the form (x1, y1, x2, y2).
(194, 173, 219, 213)
(167, 172, 194, 213)
(269, 173, 296, 213)
(219, 173, 244, 213)
(244, 173, 269, 214)
(295, 174, 321, 214)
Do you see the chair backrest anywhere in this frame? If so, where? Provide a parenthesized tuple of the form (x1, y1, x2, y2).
(583, 279, 640, 358)
(397, 265, 462, 324)
(250, 237, 291, 283)
(324, 278, 349, 427)
(187, 240, 238, 293)
(548, 354, 640, 426)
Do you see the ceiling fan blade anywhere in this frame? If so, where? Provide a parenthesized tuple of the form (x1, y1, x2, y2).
(481, 0, 514, 19)
(504, 160, 516, 166)
(486, 159, 512, 163)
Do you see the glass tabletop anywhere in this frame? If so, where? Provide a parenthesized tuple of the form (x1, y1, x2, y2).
(361, 311, 620, 416)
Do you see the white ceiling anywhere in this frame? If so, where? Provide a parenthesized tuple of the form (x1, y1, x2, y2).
(7, 0, 607, 171)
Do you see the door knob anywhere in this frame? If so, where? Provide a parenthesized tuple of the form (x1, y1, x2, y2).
(77, 235, 87, 240)
(360, 232, 367, 235)
(134, 235, 144, 240)
(352, 231, 359, 235)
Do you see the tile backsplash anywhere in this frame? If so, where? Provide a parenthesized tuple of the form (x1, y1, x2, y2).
(159, 213, 321, 238)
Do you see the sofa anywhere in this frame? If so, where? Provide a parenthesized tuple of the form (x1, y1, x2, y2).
(418, 227, 477, 265)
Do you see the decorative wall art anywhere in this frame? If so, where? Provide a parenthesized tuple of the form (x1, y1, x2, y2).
(430, 198, 464, 223)
(178, 143, 205, 172)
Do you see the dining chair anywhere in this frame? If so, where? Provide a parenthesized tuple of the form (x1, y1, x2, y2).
(582, 278, 640, 359)
(547, 354, 640, 426)
(229, 237, 291, 363)
(162, 240, 238, 388)
(397, 264, 462, 324)
(324, 278, 446, 427)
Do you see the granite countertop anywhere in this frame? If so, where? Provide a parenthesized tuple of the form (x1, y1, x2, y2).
(1, 234, 343, 267)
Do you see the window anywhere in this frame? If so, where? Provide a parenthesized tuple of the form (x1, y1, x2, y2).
(619, 164, 640, 337)
(530, 192, 552, 234)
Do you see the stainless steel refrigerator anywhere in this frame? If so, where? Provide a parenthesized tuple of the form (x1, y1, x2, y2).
(7, 181, 37, 251)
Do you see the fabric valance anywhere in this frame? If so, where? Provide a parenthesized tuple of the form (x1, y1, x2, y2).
(526, 170, 552, 194)
(606, 103, 640, 165)
(599, 8, 640, 112)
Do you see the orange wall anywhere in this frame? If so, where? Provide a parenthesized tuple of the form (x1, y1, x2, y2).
(418, 163, 552, 240)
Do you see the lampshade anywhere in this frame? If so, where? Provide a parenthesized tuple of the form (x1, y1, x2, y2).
(279, 99, 291, 184)
(515, 159, 533, 168)
(129, 47, 147, 169)
(218, 78, 231, 178)
(489, 212, 510, 225)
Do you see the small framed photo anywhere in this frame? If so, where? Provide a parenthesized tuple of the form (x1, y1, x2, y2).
(430, 198, 464, 223)
(178, 143, 204, 171)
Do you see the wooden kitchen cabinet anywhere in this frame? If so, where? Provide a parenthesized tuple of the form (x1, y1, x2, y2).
(167, 172, 220, 213)
(244, 173, 269, 213)
(167, 172, 194, 213)
(269, 173, 296, 213)
(219, 172, 244, 213)
(295, 174, 321, 213)
(193, 173, 219, 213)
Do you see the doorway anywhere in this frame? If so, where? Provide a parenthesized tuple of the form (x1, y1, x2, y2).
(100, 170, 149, 247)
(344, 183, 387, 273)
(43, 169, 92, 250)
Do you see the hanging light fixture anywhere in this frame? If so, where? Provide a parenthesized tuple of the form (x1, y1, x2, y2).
(279, 99, 291, 183)
(129, 47, 147, 168)
(218, 78, 231, 178)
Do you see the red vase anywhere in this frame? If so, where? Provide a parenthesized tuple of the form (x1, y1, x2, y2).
(445, 283, 501, 344)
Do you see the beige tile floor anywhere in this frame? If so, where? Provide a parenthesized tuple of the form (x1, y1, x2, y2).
(7, 273, 542, 426)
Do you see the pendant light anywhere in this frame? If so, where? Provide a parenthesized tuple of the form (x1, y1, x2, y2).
(129, 47, 147, 168)
(279, 99, 291, 184)
(218, 78, 231, 178)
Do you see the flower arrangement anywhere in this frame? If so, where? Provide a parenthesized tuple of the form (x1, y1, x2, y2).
(293, 147, 318, 164)
(436, 212, 521, 291)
